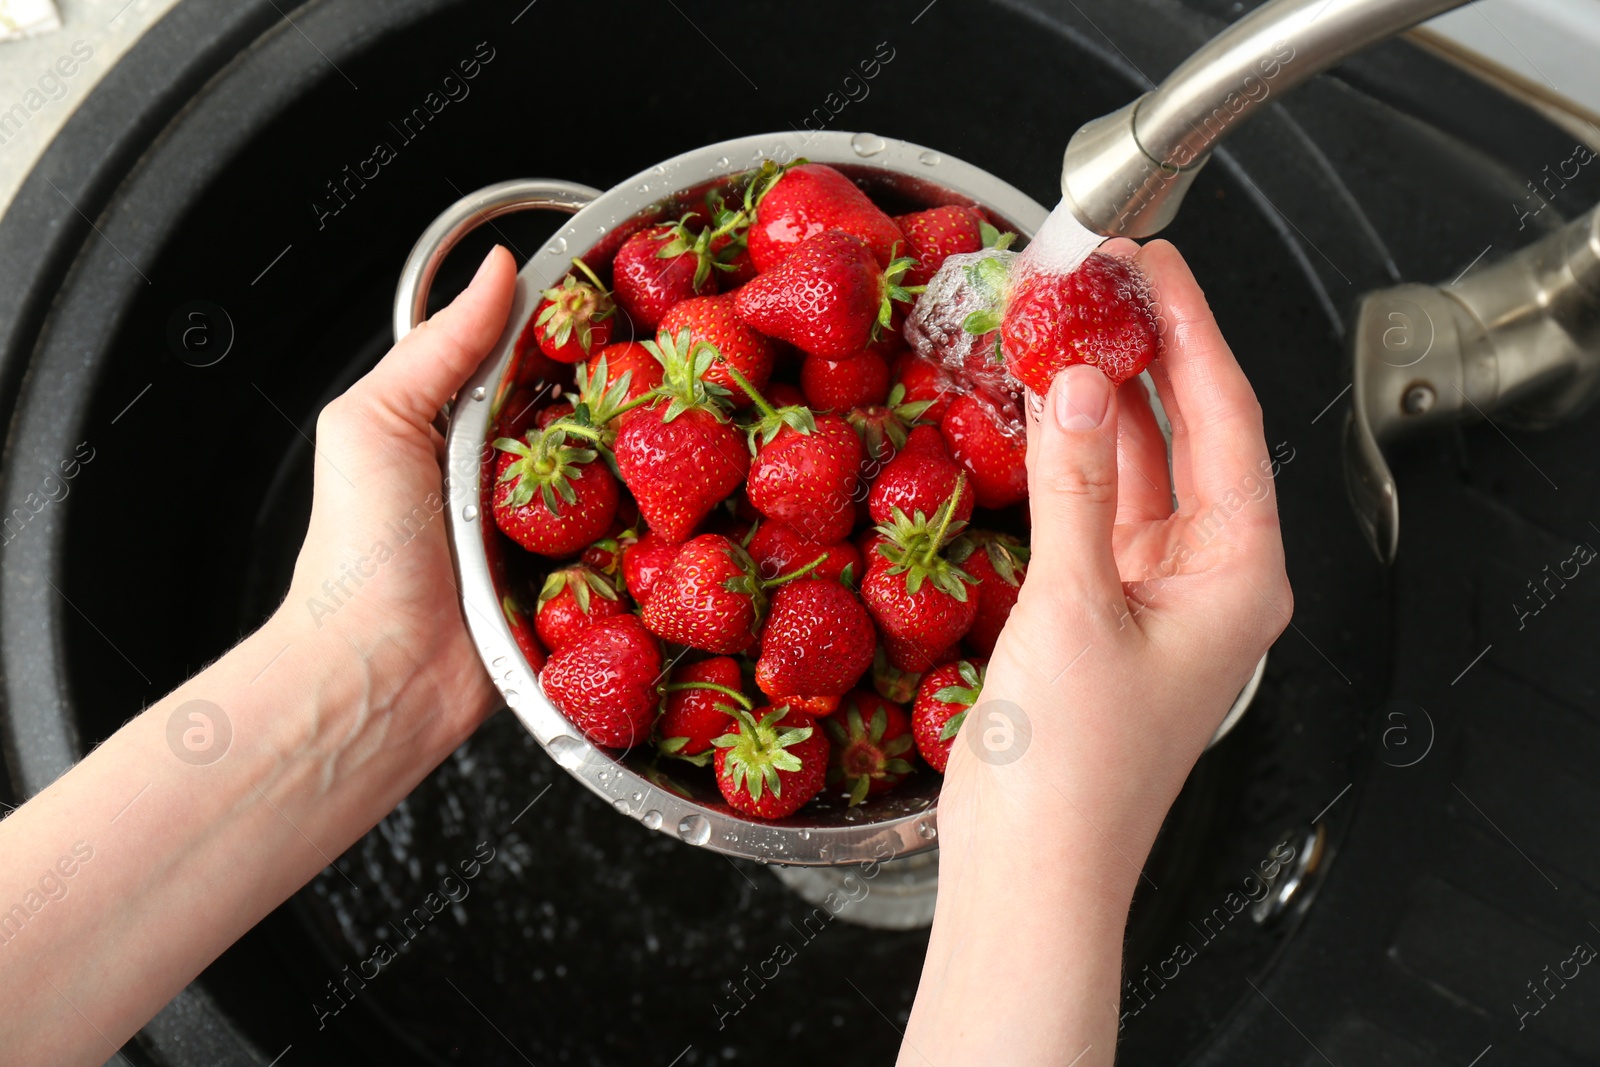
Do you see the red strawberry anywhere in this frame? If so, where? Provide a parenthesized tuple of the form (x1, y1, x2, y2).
(528, 259, 618, 363)
(747, 522, 861, 586)
(1000, 252, 1158, 391)
(940, 394, 1028, 509)
(540, 615, 662, 748)
(711, 232, 758, 289)
(747, 163, 906, 272)
(585, 342, 664, 419)
(534, 564, 628, 654)
(659, 293, 774, 407)
(949, 532, 1028, 656)
(712, 706, 829, 819)
(535, 400, 576, 430)
(613, 330, 750, 542)
(892, 353, 963, 425)
(657, 656, 748, 761)
(862, 477, 979, 672)
(612, 224, 717, 329)
(911, 658, 985, 772)
(491, 423, 620, 557)
(642, 534, 766, 654)
(766, 381, 806, 408)
(894, 206, 986, 287)
(867, 424, 975, 528)
(869, 643, 919, 703)
(500, 587, 547, 673)
(620, 530, 679, 603)
(848, 383, 935, 471)
(800, 348, 889, 411)
(825, 690, 915, 805)
(754, 578, 876, 713)
(735, 231, 917, 359)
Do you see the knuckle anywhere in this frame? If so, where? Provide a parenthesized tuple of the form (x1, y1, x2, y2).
(1045, 464, 1116, 506)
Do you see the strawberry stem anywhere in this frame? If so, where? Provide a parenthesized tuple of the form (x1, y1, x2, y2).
(568, 256, 610, 295)
(762, 552, 829, 588)
(660, 680, 752, 710)
(716, 357, 776, 419)
(922, 472, 968, 567)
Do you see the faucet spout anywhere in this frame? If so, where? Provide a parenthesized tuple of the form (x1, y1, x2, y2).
(1061, 0, 1466, 237)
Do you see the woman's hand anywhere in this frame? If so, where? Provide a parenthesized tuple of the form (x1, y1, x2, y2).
(902, 239, 1291, 1066)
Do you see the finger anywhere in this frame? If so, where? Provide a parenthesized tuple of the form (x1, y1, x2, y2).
(1136, 240, 1272, 511)
(1113, 376, 1172, 524)
(354, 245, 518, 429)
(1023, 364, 1125, 610)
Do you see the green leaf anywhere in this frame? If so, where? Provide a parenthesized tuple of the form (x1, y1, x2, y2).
(847, 774, 871, 808)
(938, 709, 968, 741)
(658, 735, 689, 754)
(962, 308, 1002, 336)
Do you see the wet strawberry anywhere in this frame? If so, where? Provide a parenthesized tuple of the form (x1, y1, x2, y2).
(867, 424, 975, 528)
(800, 348, 889, 411)
(1000, 252, 1158, 391)
(912, 658, 985, 772)
(657, 656, 749, 762)
(491, 422, 619, 557)
(501, 587, 546, 673)
(659, 293, 774, 407)
(949, 532, 1028, 656)
(620, 530, 679, 603)
(747, 162, 906, 272)
(533, 564, 628, 654)
(940, 394, 1027, 509)
(825, 690, 915, 805)
(612, 224, 717, 330)
(735, 231, 917, 359)
(540, 615, 662, 748)
(862, 477, 979, 672)
(847, 383, 934, 471)
(754, 578, 876, 714)
(747, 522, 861, 586)
(893, 205, 1012, 288)
(529, 259, 618, 363)
(712, 706, 830, 819)
(891, 352, 963, 425)
(613, 330, 749, 542)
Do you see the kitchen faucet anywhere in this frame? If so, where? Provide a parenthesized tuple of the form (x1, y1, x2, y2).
(1059, 0, 1600, 562)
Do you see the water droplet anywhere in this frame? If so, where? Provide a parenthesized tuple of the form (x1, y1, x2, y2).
(798, 829, 811, 840)
(598, 769, 611, 782)
(917, 820, 938, 839)
(725, 831, 739, 843)
(851, 132, 888, 157)
(637, 183, 651, 194)
(596, 225, 607, 234)
(678, 813, 711, 845)
(503, 689, 519, 707)
(612, 798, 629, 814)
(462, 504, 478, 522)
(918, 150, 942, 166)
(642, 809, 663, 830)
(546, 236, 568, 254)
(716, 156, 730, 168)
(652, 164, 667, 175)
(470, 386, 486, 401)
(632, 791, 643, 802)
(546, 734, 588, 769)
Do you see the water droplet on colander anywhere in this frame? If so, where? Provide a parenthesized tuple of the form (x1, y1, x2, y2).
(546, 236, 568, 254)
(642, 809, 662, 830)
(637, 183, 651, 194)
(612, 798, 629, 814)
(798, 829, 811, 840)
(462, 504, 478, 521)
(918, 150, 942, 166)
(917, 820, 937, 839)
(653, 164, 667, 175)
(470, 387, 486, 401)
(546, 734, 588, 769)
(678, 813, 711, 845)
(716, 156, 730, 168)
(598, 769, 610, 782)
(596, 225, 607, 234)
(502, 689, 519, 707)
(851, 132, 888, 157)
(632, 791, 643, 802)
(725, 831, 738, 843)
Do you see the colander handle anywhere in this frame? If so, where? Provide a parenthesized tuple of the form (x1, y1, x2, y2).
(392, 178, 603, 343)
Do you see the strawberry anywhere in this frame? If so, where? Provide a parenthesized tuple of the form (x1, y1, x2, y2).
(893, 206, 998, 288)
(754, 578, 876, 713)
(848, 383, 934, 470)
(659, 293, 774, 407)
(494, 386, 549, 441)
(867, 424, 975, 528)
(491, 422, 620, 557)
(891, 353, 963, 425)
(862, 477, 979, 672)
(912, 658, 985, 772)
(734, 231, 918, 359)
(747, 162, 906, 272)
(535, 400, 577, 430)
(533, 564, 628, 654)
(612, 224, 717, 330)
(585, 342, 664, 419)
(869, 643, 920, 703)
(540, 615, 662, 748)
(620, 529, 679, 603)
(940, 394, 1028, 509)
(766, 381, 807, 408)
(747, 522, 861, 586)
(949, 532, 1028, 656)
(613, 330, 749, 542)
(528, 258, 618, 363)
(825, 690, 915, 805)
(657, 656, 749, 762)
(998, 252, 1158, 391)
(712, 705, 830, 819)
(721, 361, 862, 545)
(501, 588, 547, 673)
(800, 348, 889, 411)
(641, 534, 764, 654)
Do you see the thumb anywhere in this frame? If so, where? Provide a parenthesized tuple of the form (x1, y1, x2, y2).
(1025, 363, 1123, 606)
(353, 244, 518, 428)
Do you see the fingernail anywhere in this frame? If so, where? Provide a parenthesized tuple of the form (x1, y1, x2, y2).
(471, 246, 502, 284)
(1053, 365, 1111, 431)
